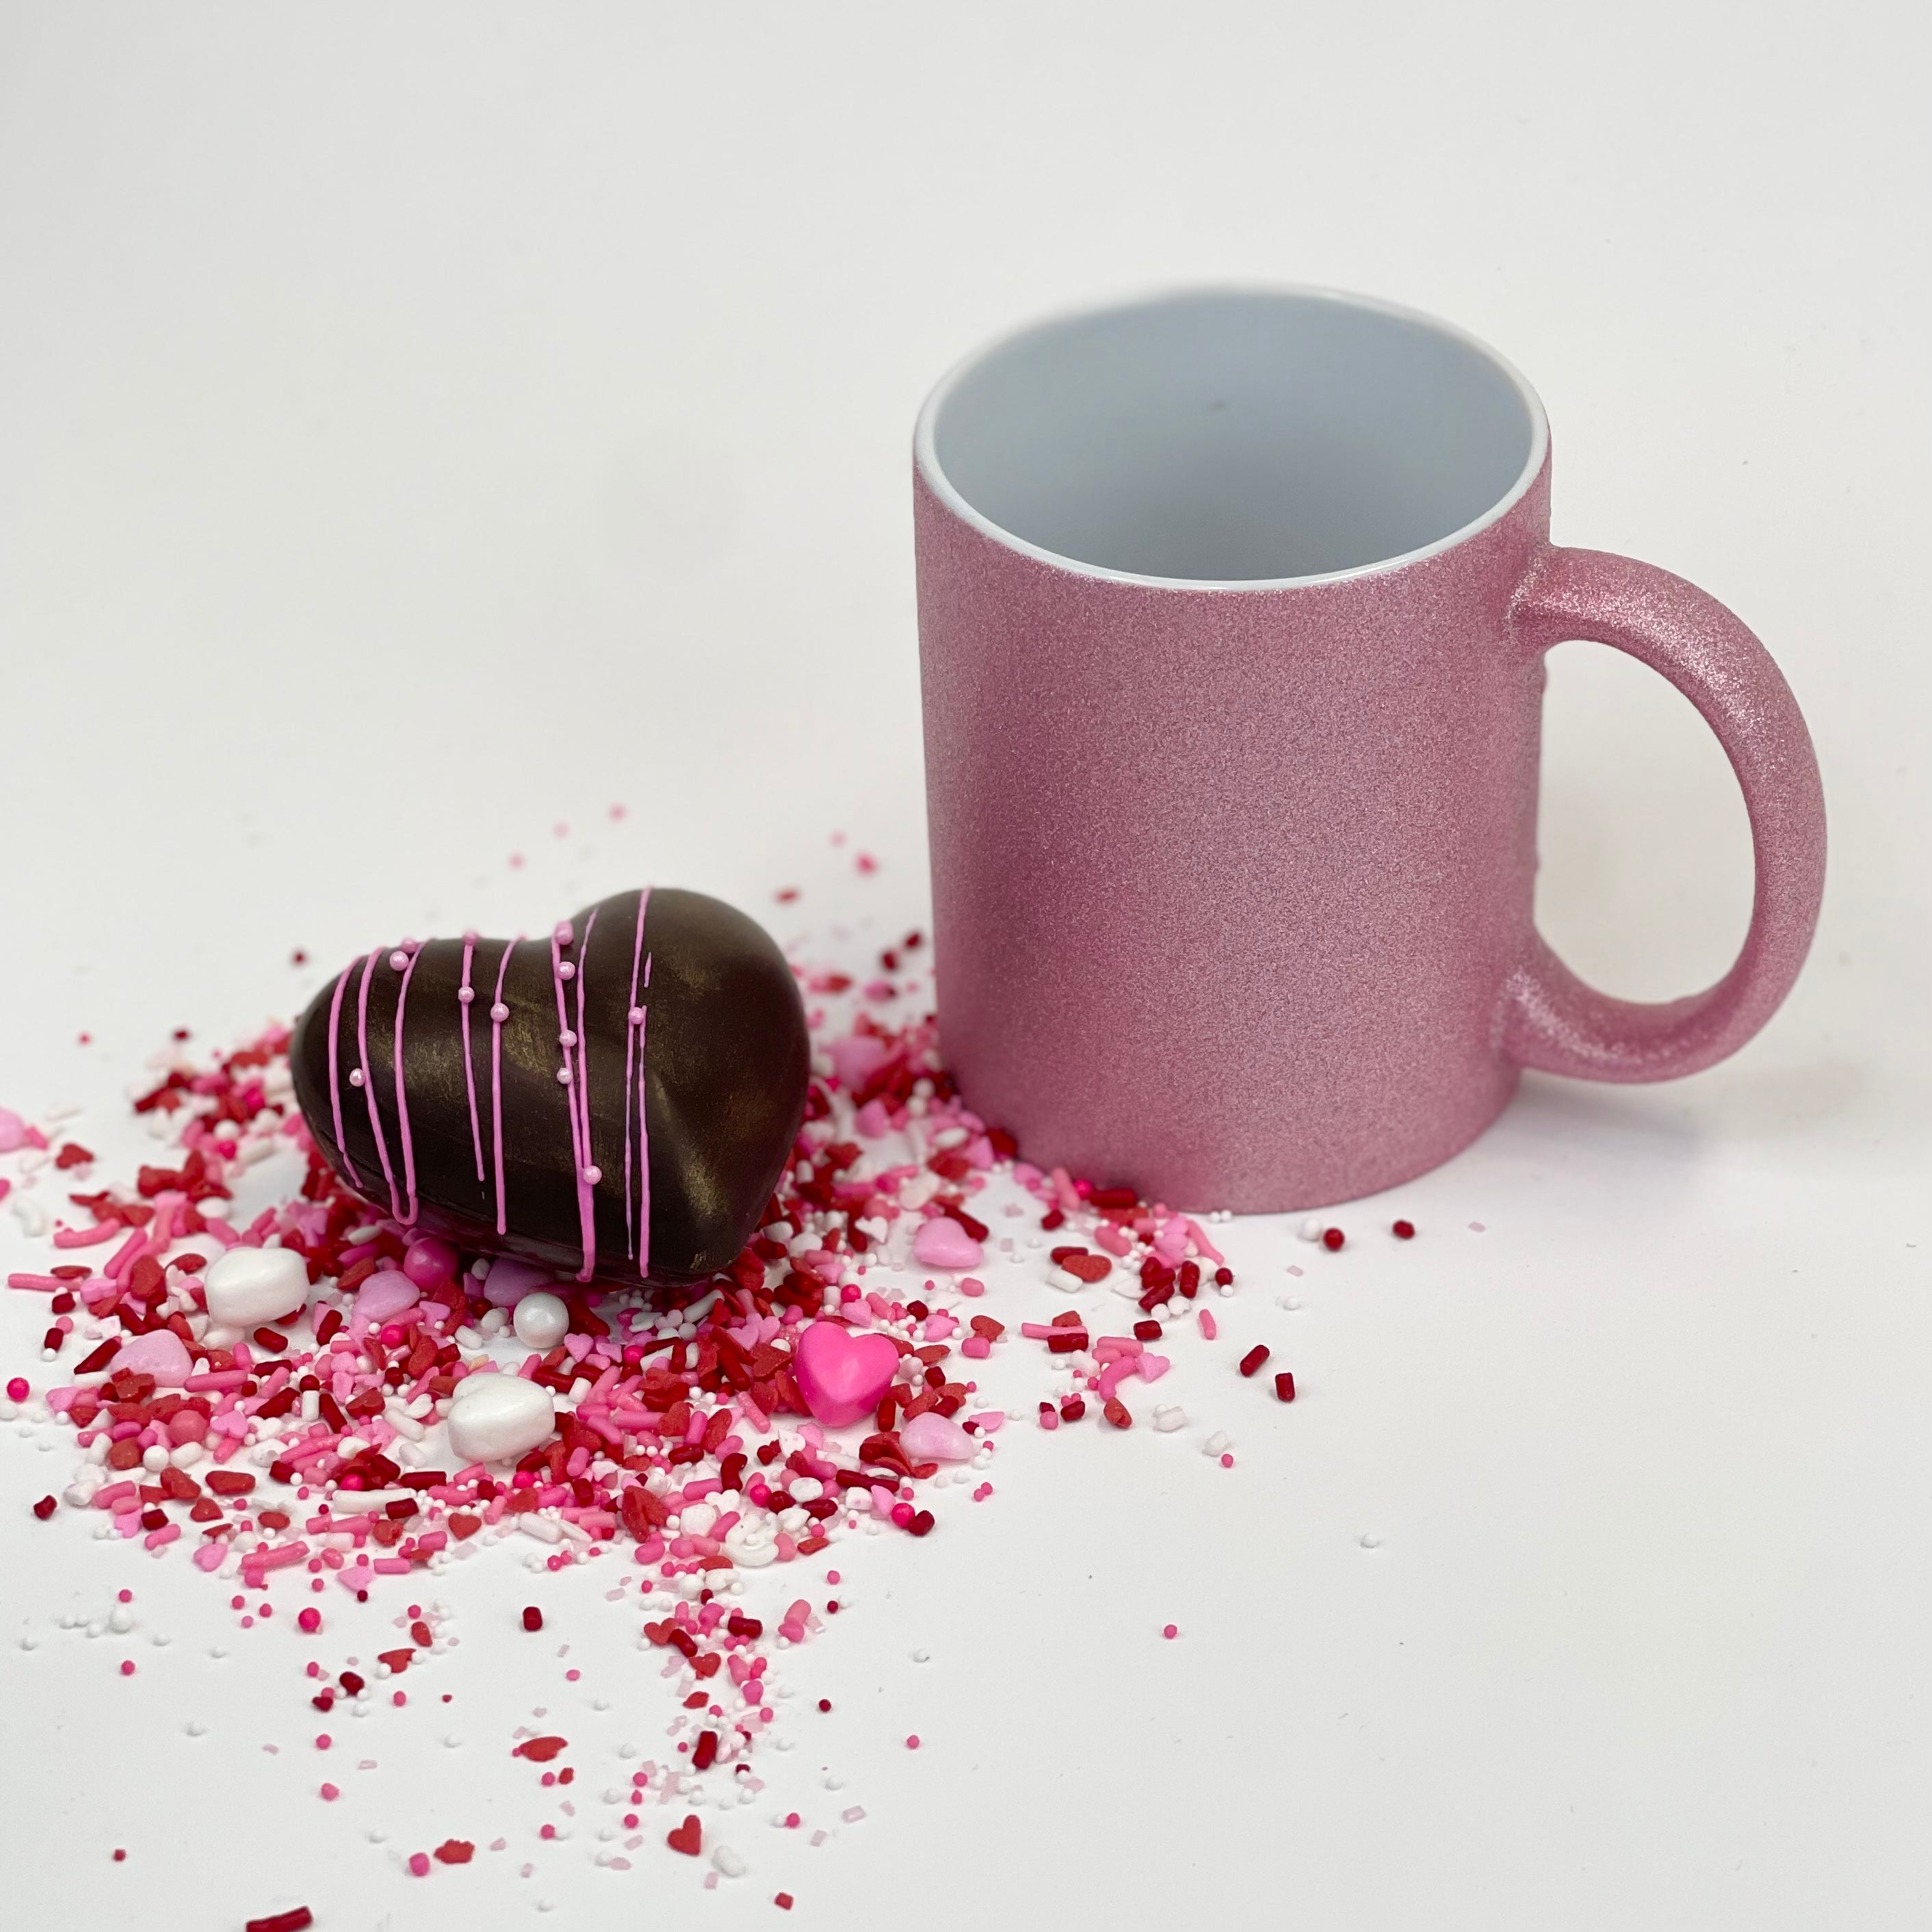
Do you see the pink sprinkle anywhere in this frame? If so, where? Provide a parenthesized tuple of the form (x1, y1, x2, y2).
(1162, 1623, 1178, 1640)
(5, 1376, 27, 1402)
(1197, 1309, 1218, 1341)
(118, 1659, 135, 1676)
(319, 1782, 339, 1801)
(958, 1276, 985, 1298)
(298, 1608, 322, 1634)
(315, 1734, 332, 1750)
(904, 1734, 920, 1749)
(408, 1853, 432, 1877)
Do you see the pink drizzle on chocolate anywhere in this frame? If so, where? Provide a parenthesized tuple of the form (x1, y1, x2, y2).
(353, 949, 402, 1220)
(324, 965, 359, 1191)
(391, 941, 421, 1224)
(623, 888, 653, 1277)
(488, 939, 515, 1237)
(458, 931, 484, 1184)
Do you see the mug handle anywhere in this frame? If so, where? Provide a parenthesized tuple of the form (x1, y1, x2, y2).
(1502, 547, 1827, 1081)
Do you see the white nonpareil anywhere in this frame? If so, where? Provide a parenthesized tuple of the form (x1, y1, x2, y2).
(203, 1246, 310, 1326)
(444, 1371, 556, 1464)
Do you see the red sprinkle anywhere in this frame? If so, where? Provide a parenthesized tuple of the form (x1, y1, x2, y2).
(433, 1840, 475, 1865)
(246, 1911, 313, 1932)
(1322, 1227, 1345, 1251)
(1274, 1371, 1297, 1402)
(775, 1896, 795, 1912)
(1238, 1344, 1270, 1378)
(666, 1814, 703, 1857)
(521, 1605, 543, 1632)
(32, 1495, 57, 1521)
(1392, 1218, 1415, 1239)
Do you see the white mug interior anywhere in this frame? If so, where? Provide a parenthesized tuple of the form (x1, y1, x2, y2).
(916, 286, 1549, 586)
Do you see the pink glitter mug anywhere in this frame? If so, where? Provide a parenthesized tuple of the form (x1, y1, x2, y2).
(913, 287, 1826, 1210)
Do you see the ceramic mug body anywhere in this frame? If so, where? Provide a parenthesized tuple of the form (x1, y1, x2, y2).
(913, 289, 1825, 1210)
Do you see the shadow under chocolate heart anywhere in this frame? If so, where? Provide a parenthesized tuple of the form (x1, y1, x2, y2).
(289, 888, 809, 1288)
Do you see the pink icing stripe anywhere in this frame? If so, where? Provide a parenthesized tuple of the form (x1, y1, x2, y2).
(354, 950, 402, 1218)
(622, 889, 651, 1262)
(638, 954, 652, 1280)
(490, 940, 514, 1237)
(324, 965, 361, 1188)
(391, 943, 421, 1224)
(571, 906, 599, 1282)
(547, 927, 587, 1267)
(547, 919, 598, 1283)
(459, 935, 484, 1184)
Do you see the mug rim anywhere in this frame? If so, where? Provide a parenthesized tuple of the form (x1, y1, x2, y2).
(913, 283, 1552, 592)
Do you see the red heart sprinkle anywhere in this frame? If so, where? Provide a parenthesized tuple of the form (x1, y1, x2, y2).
(666, 1814, 703, 1857)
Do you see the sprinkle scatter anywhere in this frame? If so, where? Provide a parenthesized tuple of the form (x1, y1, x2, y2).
(1, 921, 1325, 1902)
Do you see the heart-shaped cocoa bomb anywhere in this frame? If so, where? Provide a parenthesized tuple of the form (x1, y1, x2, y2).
(289, 888, 808, 1288)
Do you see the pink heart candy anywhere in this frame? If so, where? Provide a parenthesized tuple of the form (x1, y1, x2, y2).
(112, 1329, 193, 1388)
(482, 1257, 556, 1309)
(355, 1268, 421, 1324)
(829, 1035, 891, 1093)
(898, 1409, 976, 1463)
(911, 1216, 982, 1270)
(792, 1320, 900, 1430)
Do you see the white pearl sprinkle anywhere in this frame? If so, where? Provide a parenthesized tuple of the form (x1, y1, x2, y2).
(559, 1030, 577, 1048)
(389, 951, 409, 971)
(559, 962, 576, 980)
(348, 1069, 364, 1088)
(458, 987, 475, 1005)
(556, 1067, 572, 1085)
(582, 1165, 601, 1185)
(627, 1007, 645, 1026)
(490, 1003, 509, 1023)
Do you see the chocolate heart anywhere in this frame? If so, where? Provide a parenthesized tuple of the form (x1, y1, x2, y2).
(288, 888, 808, 1288)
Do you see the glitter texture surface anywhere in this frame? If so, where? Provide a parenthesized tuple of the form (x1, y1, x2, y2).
(913, 456, 1825, 1212)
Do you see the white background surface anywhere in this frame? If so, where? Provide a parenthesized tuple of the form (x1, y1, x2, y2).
(1, 3, 1928, 1927)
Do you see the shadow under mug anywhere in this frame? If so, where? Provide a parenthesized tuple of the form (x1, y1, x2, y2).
(912, 287, 1826, 1210)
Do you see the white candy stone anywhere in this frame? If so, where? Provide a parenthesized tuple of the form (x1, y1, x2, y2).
(1297, 1216, 1324, 1242)
(512, 1291, 570, 1350)
(723, 1524, 776, 1569)
(203, 1246, 309, 1326)
(445, 1372, 555, 1464)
